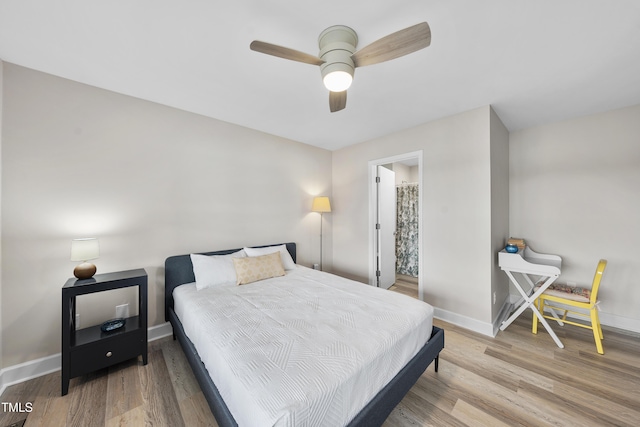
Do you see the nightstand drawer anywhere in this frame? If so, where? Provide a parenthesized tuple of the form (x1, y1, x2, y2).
(69, 331, 144, 377)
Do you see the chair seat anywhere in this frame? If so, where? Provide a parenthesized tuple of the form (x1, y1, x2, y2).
(534, 283, 591, 303)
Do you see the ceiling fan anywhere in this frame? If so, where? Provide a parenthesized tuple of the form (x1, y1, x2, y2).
(250, 22, 431, 113)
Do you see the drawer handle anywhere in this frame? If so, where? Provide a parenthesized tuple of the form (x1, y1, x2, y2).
(106, 351, 113, 357)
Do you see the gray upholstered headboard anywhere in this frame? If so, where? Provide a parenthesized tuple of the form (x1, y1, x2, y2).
(164, 242, 296, 321)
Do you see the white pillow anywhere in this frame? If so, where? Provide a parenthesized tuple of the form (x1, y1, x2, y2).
(190, 249, 246, 290)
(243, 245, 296, 270)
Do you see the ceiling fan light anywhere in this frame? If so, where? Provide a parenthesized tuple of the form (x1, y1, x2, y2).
(323, 70, 353, 92)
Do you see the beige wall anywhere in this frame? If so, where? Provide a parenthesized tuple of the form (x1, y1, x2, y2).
(0, 60, 4, 372)
(3, 56, 637, 376)
(409, 165, 419, 184)
(390, 163, 419, 185)
(509, 104, 640, 330)
(489, 107, 510, 323)
(1, 63, 332, 367)
(332, 106, 506, 332)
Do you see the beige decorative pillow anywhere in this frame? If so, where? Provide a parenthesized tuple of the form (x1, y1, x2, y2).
(233, 252, 285, 285)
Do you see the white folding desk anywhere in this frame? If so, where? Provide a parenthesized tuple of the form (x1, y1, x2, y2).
(498, 247, 564, 348)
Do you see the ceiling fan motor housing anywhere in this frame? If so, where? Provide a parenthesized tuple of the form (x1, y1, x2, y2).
(319, 25, 358, 90)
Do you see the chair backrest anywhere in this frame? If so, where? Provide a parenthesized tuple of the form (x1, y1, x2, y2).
(590, 259, 607, 304)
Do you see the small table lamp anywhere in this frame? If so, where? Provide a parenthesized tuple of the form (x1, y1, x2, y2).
(71, 238, 100, 279)
(312, 197, 331, 270)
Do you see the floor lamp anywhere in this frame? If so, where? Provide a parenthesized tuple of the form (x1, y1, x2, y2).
(312, 196, 331, 271)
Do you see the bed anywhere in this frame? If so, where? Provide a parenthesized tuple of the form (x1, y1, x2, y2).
(165, 242, 444, 427)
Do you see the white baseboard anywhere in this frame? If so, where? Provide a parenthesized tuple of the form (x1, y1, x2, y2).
(435, 296, 640, 342)
(434, 299, 514, 338)
(598, 312, 640, 334)
(0, 322, 173, 396)
(4, 311, 637, 396)
(148, 321, 173, 341)
(0, 353, 60, 397)
(434, 307, 496, 338)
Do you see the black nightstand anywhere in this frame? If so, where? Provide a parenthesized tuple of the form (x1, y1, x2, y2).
(61, 269, 148, 395)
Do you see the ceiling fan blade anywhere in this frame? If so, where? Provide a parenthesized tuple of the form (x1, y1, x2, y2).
(329, 91, 347, 113)
(351, 22, 431, 68)
(250, 40, 325, 66)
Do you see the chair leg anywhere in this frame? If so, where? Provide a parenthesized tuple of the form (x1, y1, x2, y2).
(590, 308, 604, 355)
(594, 309, 604, 340)
(598, 322, 604, 340)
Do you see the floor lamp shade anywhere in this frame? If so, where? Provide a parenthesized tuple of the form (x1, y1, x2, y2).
(312, 197, 331, 270)
(312, 196, 332, 213)
(71, 238, 99, 279)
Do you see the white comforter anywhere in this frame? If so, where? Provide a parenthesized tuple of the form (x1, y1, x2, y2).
(173, 266, 433, 427)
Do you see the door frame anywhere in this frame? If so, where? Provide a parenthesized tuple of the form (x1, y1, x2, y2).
(368, 150, 424, 300)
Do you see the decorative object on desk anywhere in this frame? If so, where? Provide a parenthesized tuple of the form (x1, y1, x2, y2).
(100, 318, 126, 332)
(505, 244, 519, 253)
(507, 237, 526, 250)
(70, 238, 99, 279)
(312, 196, 331, 270)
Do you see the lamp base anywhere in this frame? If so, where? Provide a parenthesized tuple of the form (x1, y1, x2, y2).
(74, 262, 96, 280)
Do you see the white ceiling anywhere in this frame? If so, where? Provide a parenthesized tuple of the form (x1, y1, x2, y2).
(1, 1, 639, 151)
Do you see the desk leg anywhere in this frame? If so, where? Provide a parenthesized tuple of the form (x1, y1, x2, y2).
(500, 271, 565, 349)
(528, 276, 565, 346)
(500, 271, 533, 330)
(500, 298, 532, 331)
(547, 307, 565, 326)
(529, 302, 565, 348)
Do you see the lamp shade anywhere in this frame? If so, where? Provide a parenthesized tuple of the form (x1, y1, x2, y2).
(312, 196, 332, 213)
(70, 238, 99, 261)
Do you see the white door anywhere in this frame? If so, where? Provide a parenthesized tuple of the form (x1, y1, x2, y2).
(376, 166, 397, 289)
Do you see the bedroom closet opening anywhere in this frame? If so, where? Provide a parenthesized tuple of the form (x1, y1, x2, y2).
(369, 151, 423, 301)
(394, 165, 419, 299)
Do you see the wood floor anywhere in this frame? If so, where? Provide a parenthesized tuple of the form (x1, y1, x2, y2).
(389, 274, 419, 299)
(2, 282, 639, 426)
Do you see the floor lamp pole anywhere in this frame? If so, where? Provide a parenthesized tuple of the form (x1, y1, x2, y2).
(319, 212, 324, 271)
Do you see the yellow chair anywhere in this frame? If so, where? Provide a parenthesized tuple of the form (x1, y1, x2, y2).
(532, 259, 607, 354)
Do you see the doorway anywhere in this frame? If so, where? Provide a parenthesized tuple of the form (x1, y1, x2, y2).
(368, 151, 423, 300)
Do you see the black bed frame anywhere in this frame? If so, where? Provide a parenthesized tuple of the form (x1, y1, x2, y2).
(165, 242, 444, 427)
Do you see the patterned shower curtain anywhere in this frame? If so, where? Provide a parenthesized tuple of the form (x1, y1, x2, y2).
(396, 184, 419, 277)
